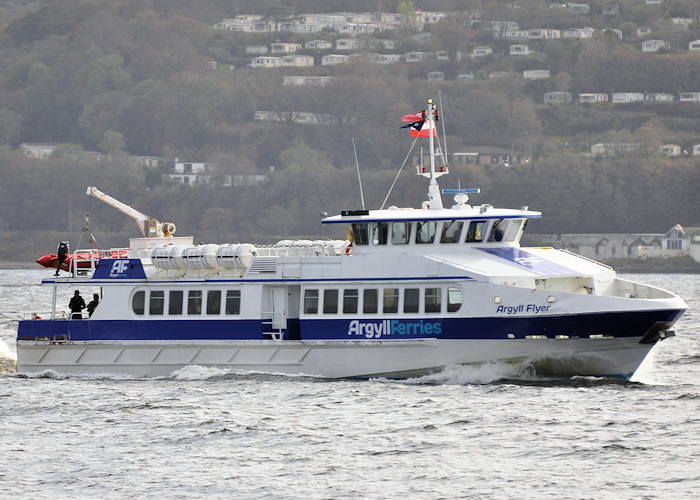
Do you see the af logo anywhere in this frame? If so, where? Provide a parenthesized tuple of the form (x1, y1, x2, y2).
(109, 260, 130, 278)
(515, 256, 543, 266)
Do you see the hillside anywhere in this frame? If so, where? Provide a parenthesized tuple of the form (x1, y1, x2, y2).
(0, 0, 698, 263)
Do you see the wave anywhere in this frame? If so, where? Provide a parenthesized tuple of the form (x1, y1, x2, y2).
(12, 369, 135, 381)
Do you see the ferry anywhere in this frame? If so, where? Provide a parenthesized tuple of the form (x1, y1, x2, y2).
(16, 99, 687, 379)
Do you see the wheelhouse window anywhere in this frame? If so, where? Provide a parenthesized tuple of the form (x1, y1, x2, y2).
(465, 221, 487, 242)
(391, 222, 410, 245)
(440, 220, 463, 243)
(188, 290, 202, 315)
(304, 289, 319, 314)
(323, 289, 338, 314)
(363, 289, 378, 313)
(504, 219, 524, 241)
(415, 221, 436, 244)
(488, 219, 509, 242)
(351, 223, 370, 245)
(373, 223, 389, 245)
(404, 288, 419, 313)
(447, 287, 462, 312)
(343, 289, 359, 313)
(207, 290, 221, 315)
(425, 288, 442, 313)
(383, 288, 399, 313)
(149, 290, 164, 315)
(132, 291, 145, 315)
(169, 291, 183, 315)
(225, 290, 241, 315)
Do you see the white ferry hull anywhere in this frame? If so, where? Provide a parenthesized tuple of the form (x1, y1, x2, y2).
(16, 337, 659, 379)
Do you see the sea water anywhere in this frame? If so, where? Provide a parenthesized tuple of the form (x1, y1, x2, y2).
(0, 270, 698, 499)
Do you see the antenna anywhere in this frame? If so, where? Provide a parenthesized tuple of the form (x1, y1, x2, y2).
(352, 137, 366, 209)
(438, 92, 449, 166)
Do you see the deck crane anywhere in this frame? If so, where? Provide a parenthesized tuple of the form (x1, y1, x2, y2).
(86, 186, 176, 238)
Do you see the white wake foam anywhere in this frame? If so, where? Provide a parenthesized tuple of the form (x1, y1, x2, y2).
(402, 361, 538, 386)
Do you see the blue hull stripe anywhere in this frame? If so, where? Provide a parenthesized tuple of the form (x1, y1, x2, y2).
(18, 309, 682, 342)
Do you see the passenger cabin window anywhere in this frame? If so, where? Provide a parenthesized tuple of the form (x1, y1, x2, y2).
(351, 224, 370, 245)
(425, 288, 441, 313)
(150, 291, 164, 315)
(391, 222, 410, 245)
(488, 219, 509, 242)
(207, 290, 221, 315)
(304, 289, 319, 314)
(441, 220, 463, 243)
(132, 291, 145, 315)
(188, 290, 202, 315)
(447, 287, 462, 312)
(343, 289, 359, 313)
(415, 221, 436, 244)
(169, 291, 183, 315)
(226, 290, 241, 314)
(363, 289, 378, 313)
(404, 288, 419, 313)
(373, 223, 389, 245)
(323, 289, 338, 314)
(504, 219, 523, 241)
(465, 221, 487, 242)
(383, 288, 399, 313)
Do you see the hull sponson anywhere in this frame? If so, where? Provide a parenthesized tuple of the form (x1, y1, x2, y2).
(16, 337, 656, 379)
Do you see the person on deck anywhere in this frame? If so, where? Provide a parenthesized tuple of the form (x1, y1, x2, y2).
(69, 290, 86, 319)
(87, 293, 99, 318)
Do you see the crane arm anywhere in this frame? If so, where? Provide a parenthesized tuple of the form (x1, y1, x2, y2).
(86, 186, 176, 238)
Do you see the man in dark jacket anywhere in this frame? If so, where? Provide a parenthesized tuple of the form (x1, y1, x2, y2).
(69, 290, 86, 319)
(87, 293, 100, 317)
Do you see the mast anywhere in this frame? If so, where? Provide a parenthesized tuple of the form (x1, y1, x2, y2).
(418, 98, 448, 210)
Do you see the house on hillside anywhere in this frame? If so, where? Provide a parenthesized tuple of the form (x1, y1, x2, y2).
(446, 146, 531, 167)
(579, 93, 609, 104)
(679, 92, 700, 103)
(689, 40, 700, 51)
(305, 40, 332, 50)
(509, 44, 530, 55)
(472, 46, 493, 57)
(336, 38, 360, 50)
(270, 43, 302, 54)
(19, 143, 59, 159)
(646, 93, 674, 102)
(544, 91, 572, 105)
(321, 54, 349, 65)
(281, 55, 314, 67)
(641, 39, 668, 52)
(523, 70, 550, 80)
(535, 224, 700, 262)
(612, 92, 644, 103)
(661, 144, 682, 157)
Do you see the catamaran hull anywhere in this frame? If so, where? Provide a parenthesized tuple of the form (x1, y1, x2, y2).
(16, 337, 662, 379)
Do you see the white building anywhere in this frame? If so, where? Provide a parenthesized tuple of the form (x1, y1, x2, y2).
(509, 44, 530, 55)
(472, 46, 493, 57)
(270, 43, 302, 54)
(646, 93, 674, 102)
(281, 55, 314, 67)
(523, 69, 550, 80)
(679, 92, 700, 103)
(612, 92, 645, 103)
(305, 40, 332, 50)
(689, 40, 700, 51)
(579, 93, 609, 104)
(283, 76, 333, 86)
(248, 56, 283, 68)
(641, 39, 668, 52)
(321, 54, 349, 66)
